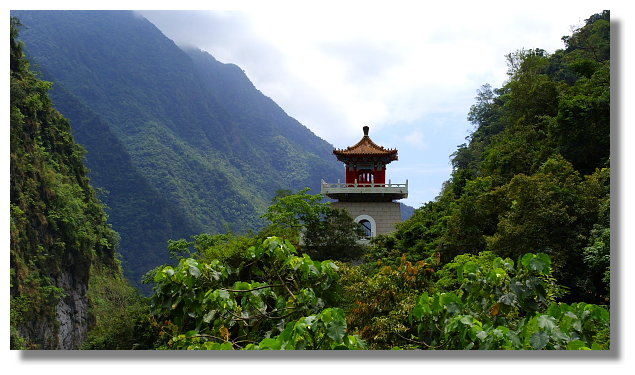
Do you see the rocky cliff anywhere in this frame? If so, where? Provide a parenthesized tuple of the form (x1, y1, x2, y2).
(10, 17, 120, 349)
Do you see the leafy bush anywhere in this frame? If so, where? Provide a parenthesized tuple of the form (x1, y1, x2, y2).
(410, 253, 609, 349)
(149, 237, 364, 349)
(170, 308, 366, 350)
(339, 255, 435, 349)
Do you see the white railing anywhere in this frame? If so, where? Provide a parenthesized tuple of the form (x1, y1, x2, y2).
(321, 179, 408, 189)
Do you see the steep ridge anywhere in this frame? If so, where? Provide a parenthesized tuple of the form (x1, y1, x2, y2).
(185, 47, 343, 194)
(46, 84, 201, 285)
(11, 10, 343, 288)
(10, 18, 120, 348)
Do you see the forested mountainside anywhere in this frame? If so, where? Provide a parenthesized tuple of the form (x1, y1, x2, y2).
(10, 18, 127, 349)
(392, 11, 610, 304)
(11, 10, 345, 289)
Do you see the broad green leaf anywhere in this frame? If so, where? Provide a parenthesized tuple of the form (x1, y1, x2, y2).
(183, 259, 201, 278)
(493, 257, 514, 272)
(460, 315, 475, 326)
(184, 330, 198, 338)
(219, 341, 234, 350)
(201, 342, 221, 350)
(521, 253, 551, 274)
(499, 293, 517, 306)
(218, 289, 230, 300)
(508, 331, 522, 348)
(188, 265, 201, 278)
(440, 292, 462, 314)
(325, 318, 347, 342)
(591, 342, 606, 350)
(530, 331, 549, 350)
(462, 262, 479, 278)
(537, 315, 557, 331)
(303, 315, 317, 329)
(156, 267, 174, 282)
(233, 281, 251, 291)
(202, 310, 216, 323)
(412, 293, 431, 320)
(476, 330, 488, 340)
(257, 338, 281, 350)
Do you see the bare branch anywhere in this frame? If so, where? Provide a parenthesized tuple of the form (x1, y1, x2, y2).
(220, 284, 283, 293)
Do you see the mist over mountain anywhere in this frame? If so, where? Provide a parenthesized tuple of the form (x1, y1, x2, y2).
(11, 10, 351, 288)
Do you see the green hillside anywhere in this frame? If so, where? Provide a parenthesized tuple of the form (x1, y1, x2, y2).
(11, 10, 344, 288)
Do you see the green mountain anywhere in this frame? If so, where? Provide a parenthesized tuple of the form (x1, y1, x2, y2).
(10, 18, 121, 349)
(11, 10, 344, 289)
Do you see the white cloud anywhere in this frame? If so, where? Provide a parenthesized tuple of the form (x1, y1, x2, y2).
(402, 129, 427, 149)
(138, 3, 607, 205)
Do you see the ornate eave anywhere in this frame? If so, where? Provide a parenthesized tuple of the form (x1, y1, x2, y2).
(333, 126, 398, 162)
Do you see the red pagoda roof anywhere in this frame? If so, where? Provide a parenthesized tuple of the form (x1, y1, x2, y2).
(333, 126, 398, 160)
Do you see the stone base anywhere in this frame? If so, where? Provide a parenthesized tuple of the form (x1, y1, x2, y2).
(332, 201, 402, 236)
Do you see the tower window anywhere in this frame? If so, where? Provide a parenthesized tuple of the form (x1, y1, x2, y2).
(354, 215, 376, 238)
(359, 219, 372, 238)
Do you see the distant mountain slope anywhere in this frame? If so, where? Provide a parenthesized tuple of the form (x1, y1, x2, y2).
(12, 10, 343, 288)
(185, 47, 344, 192)
(47, 84, 201, 281)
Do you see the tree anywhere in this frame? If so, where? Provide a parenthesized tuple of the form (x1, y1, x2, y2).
(302, 208, 366, 261)
(485, 156, 608, 302)
(260, 188, 331, 241)
(338, 256, 435, 349)
(387, 11, 610, 306)
(81, 265, 154, 349)
(261, 188, 367, 261)
(553, 62, 609, 174)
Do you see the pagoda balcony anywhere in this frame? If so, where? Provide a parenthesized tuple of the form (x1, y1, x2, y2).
(321, 179, 408, 202)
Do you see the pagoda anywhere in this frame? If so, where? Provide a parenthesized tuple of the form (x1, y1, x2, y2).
(321, 126, 407, 238)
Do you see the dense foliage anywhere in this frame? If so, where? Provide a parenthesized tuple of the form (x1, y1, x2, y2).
(132, 229, 608, 351)
(337, 255, 436, 349)
(81, 265, 152, 350)
(133, 173, 609, 351)
(149, 237, 365, 349)
(10, 18, 124, 349)
(410, 252, 608, 350)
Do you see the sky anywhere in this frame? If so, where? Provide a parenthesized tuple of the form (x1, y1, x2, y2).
(138, 2, 604, 207)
